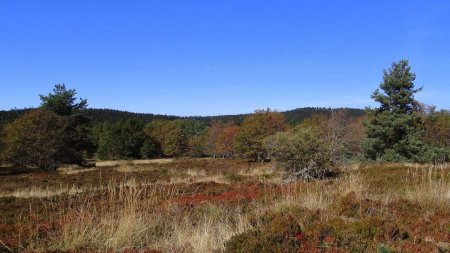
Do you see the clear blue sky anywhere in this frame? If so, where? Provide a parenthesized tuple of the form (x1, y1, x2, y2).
(1, 1, 449, 116)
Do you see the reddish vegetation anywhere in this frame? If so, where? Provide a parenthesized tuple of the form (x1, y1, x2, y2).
(1, 160, 449, 252)
(171, 184, 260, 206)
(123, 249, 163, 253)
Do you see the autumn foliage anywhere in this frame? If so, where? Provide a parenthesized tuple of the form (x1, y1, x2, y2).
(216, 125, 239, 158)
(2, 110, 67, 170)
(234, 109, 286, 161)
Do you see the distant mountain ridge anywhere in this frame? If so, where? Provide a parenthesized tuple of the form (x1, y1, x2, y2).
(0, 107, 365, 127)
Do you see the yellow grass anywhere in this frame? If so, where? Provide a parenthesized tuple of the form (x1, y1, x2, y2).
(404, 165, 450, 210)
(8, 160, 450, 252)
(163, 208, 251, 253)
(335, 173, 367, 199)
(59, 167, 98, 175)
(0, 185, 84, 199)
(22, 177, 248, 252)
(161, 175, 230, 185)
(96, 158, 174, 167)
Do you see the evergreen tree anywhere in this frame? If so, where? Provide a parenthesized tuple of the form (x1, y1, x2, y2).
(96, 118, 147, 159)
(363, 60, 424, 162)
(141, 139, 159, 159)
(40, 84, 93, 164)
(40, 84, 88, 116)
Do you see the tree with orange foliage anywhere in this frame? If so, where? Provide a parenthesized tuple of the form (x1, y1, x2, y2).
(206, 121, 225, 158)
(235, 109, 286, 162)
(216, 125, 239, 158)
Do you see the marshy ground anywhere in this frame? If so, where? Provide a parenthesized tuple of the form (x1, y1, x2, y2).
(0, 158, 449, 252)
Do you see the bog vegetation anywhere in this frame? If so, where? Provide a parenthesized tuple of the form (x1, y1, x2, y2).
(0, 60, 449, 252)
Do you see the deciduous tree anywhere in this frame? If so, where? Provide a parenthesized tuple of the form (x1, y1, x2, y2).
(216, 125, 239, 158)
(163, 127, 188, 157)
(2, 110, 67, 170)
(206, 121, 225, 157)
(235, 109, 286, 161)
(145, 120, 189, 157)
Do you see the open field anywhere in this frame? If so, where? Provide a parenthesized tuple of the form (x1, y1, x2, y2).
(0, 159, 449, 253)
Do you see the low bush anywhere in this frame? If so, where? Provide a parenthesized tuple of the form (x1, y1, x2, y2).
(224, 212, 301, 253)
(265, 127, 331, 182)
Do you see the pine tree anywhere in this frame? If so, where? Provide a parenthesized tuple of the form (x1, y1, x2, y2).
(363, 60, 424, 162)
(40, 84, 87, 116)
(39, 84, 93, 164)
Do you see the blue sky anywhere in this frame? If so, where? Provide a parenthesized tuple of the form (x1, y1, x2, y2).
(1, 1, 449, 116)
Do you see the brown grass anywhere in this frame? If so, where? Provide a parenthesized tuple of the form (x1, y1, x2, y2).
(0, 185, 84, 198)
(1, 159, 450, 252)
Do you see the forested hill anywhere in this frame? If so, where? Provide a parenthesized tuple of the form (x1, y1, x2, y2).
(190, 107, 365, 125)
(0, 107, 365, 126)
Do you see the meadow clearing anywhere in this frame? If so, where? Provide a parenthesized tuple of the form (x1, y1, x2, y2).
(0, 158, 449, 253)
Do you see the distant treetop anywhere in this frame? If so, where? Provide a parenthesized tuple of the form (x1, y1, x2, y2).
(40, 84, 88, 116)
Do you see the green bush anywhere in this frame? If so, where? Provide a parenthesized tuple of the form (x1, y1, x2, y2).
(265, 127, 331, 181)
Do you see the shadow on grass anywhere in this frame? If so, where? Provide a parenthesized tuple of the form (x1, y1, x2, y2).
(325, 169, 341, 179)
(0, 160, 97, 176)
(0, 166, 40, 175)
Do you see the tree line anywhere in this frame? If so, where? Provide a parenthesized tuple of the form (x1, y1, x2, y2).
(1, 60, 449, 179)
(0, 106, 364, 128)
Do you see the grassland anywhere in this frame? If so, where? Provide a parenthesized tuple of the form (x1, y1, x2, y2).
(0, 159, 449, 252)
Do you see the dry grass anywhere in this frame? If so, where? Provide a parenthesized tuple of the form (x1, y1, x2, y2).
(59, 167, 98, 175)
(3, 159, 450, 253)
(163, 208, 251, 253)
(0, 185, 84, 199)
(26, 181, 167, 251)
(161, 175, 230, 185)
(238, 163, 276, 176)
(335, 173, 367, 199)
(340, 162, 362, 172)
(21, 177, 249, 252)
(186, 168, 207, 177)
(96, 158, 174, 168)
(299, 187, 332, 210)
(403, 165, 450, 210)
(260, 173, 367, 214)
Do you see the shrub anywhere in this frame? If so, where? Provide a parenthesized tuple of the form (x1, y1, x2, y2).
(265, 127, 331, 182)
